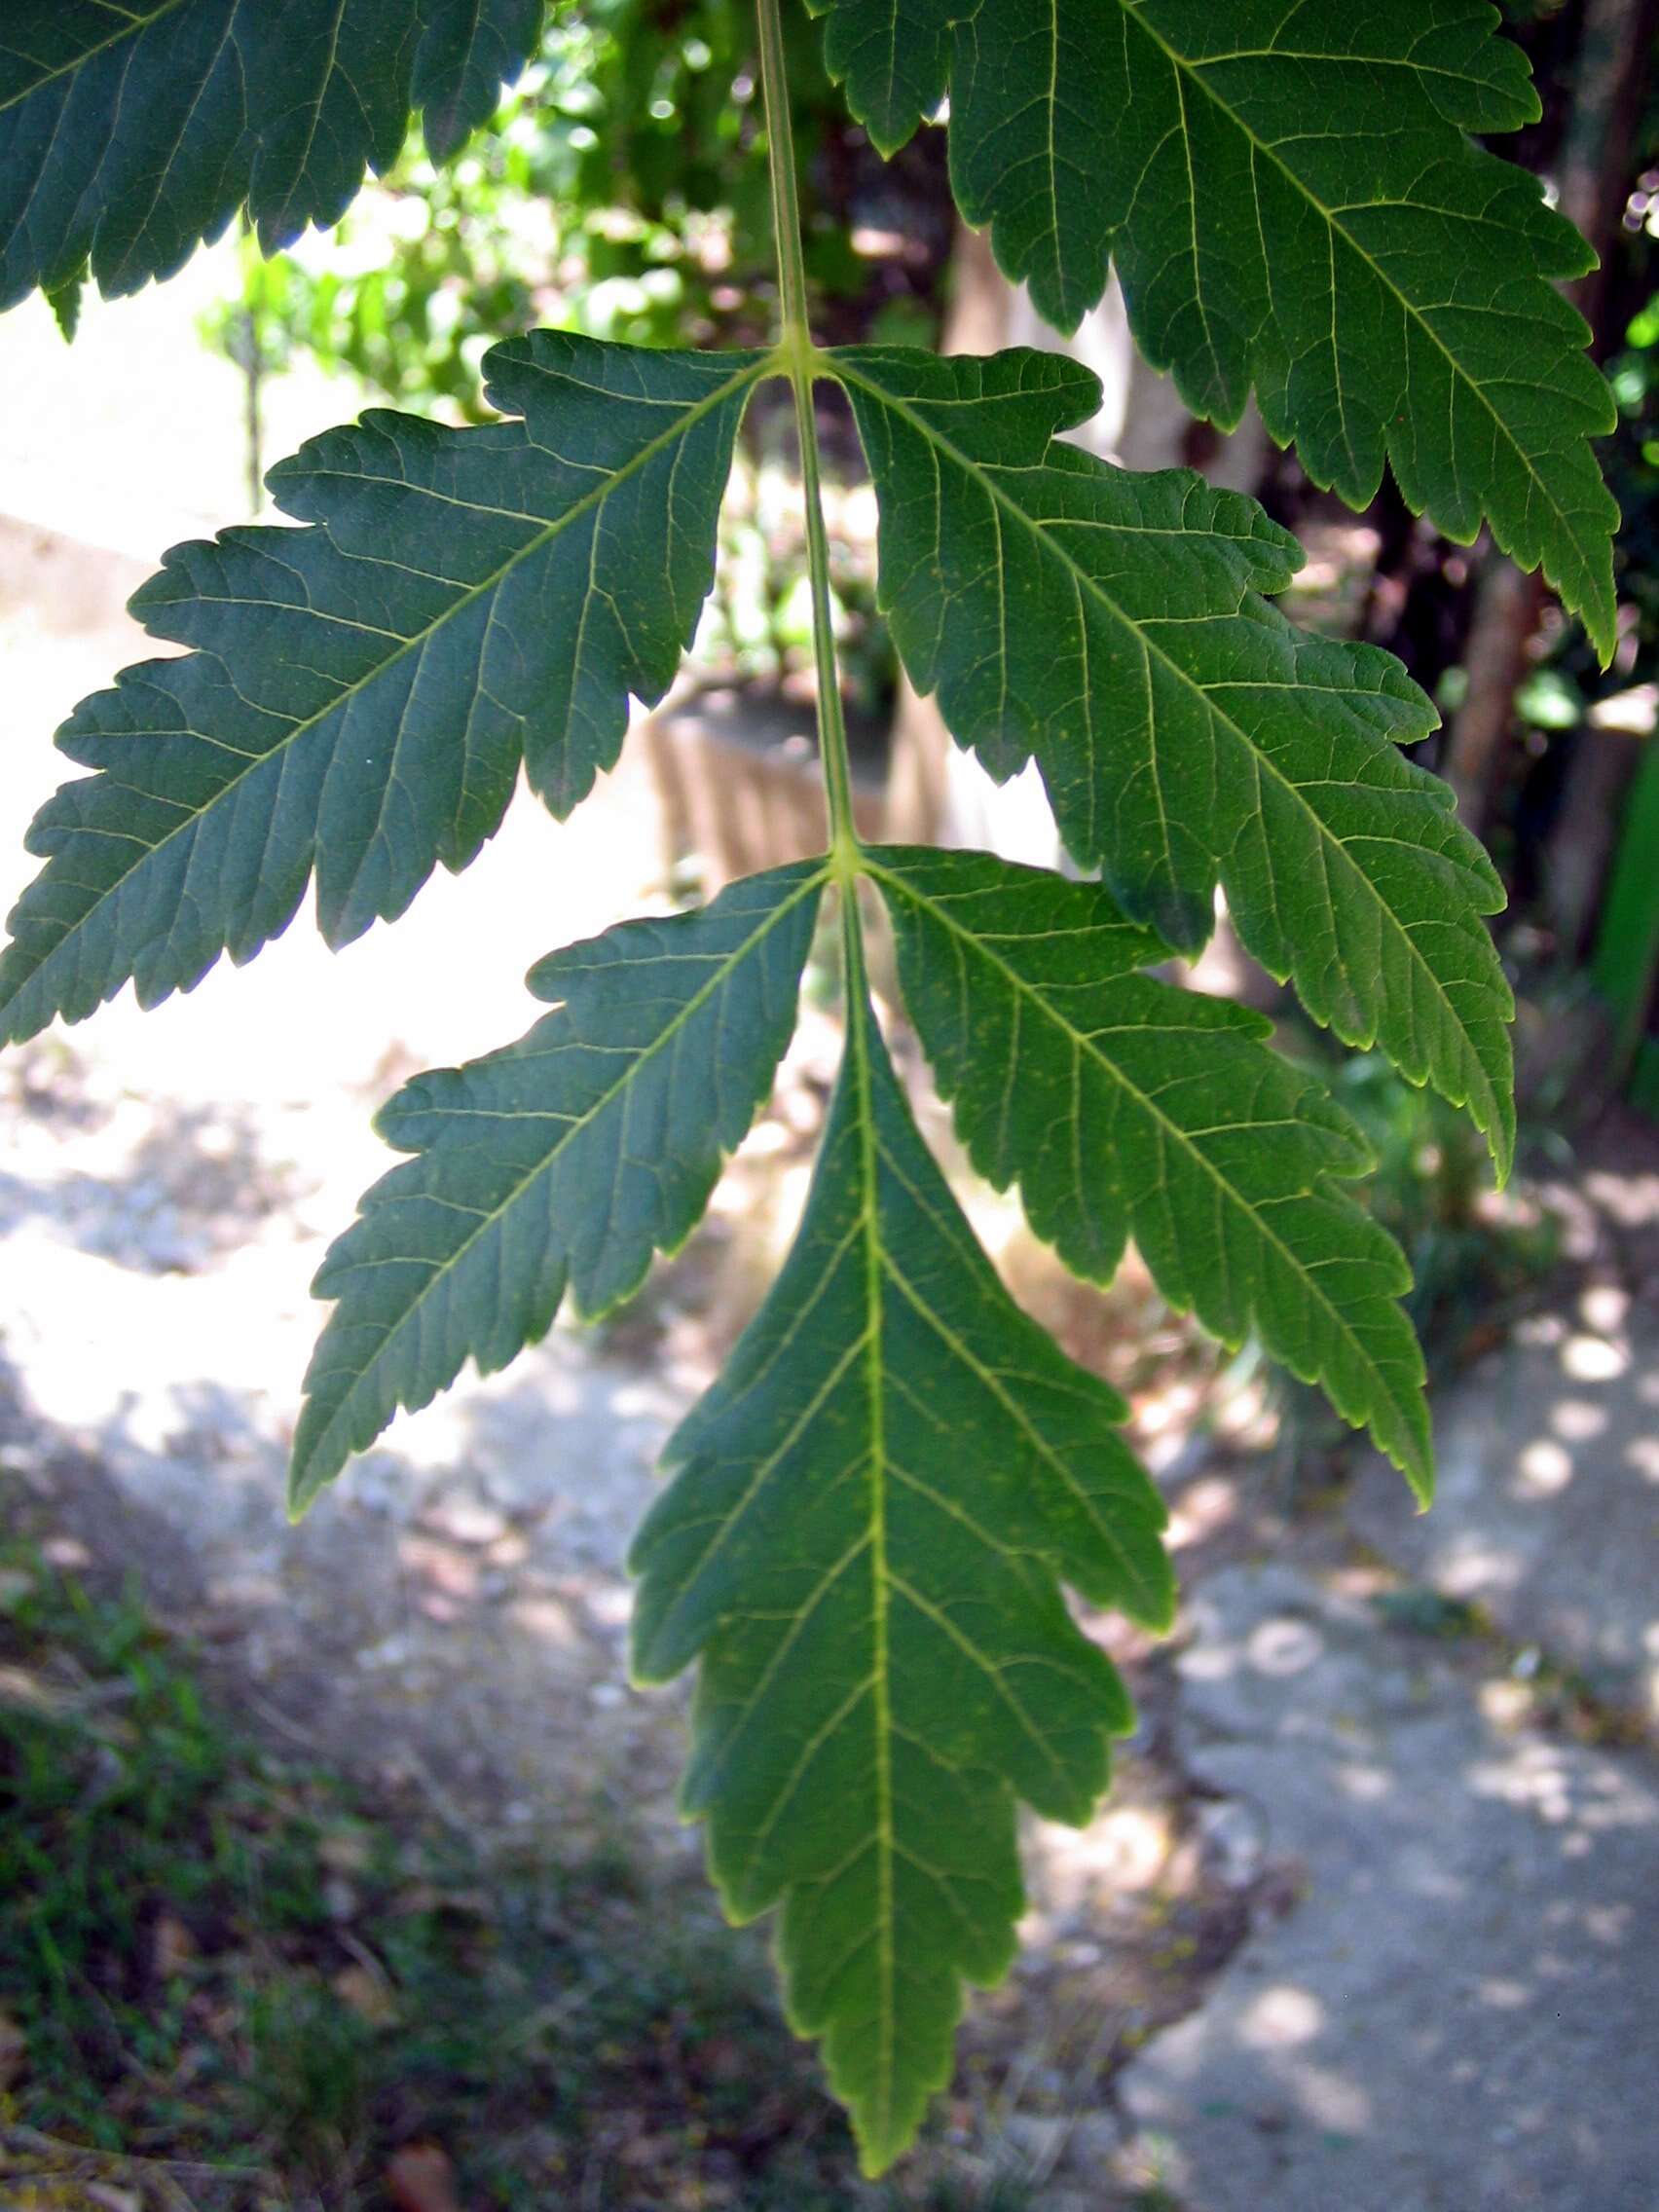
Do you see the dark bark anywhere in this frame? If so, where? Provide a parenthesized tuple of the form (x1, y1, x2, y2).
(1442, 0, 1653, 865)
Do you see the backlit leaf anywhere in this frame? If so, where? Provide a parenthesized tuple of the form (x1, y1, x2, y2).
(870, 845, 1431, 1496)
(812, 0, 1616, 647)
(632, 984, 1172, 2170)
(806, 0, 951, 157)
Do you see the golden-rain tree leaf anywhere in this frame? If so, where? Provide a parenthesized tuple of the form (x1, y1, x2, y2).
(870, 845, 1431, 1496)
(631, 987, 1173, 2170)
(291, 866, 825, 1512)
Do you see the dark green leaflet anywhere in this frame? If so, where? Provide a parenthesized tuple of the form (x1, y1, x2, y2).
(811, 0, 1616, 648)
(0, 0, 544, 308)
(870, 845, 1431, 1496)
(833, 344, 1516, 1177)
(291, 864, 826, 1512)
(0, 334, 763, 1044)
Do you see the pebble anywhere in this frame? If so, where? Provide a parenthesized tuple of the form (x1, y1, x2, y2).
(421, 1494, 509, 1547)
(1195, 1795, 1268, 1889)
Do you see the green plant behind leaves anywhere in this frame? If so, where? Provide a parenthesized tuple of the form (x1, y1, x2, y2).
(0, 0, 1613, 2173)
(197, 0, 861, 415)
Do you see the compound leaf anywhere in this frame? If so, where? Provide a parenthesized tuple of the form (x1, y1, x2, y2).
(835, 345, 1516, 1177)
(813, 0, 1615, 647)
(870, 845, 1431, 1496)
(631, 985, 1172, 2172)
(290, 863, 825, 1514)
(0, 333, 764, 1045)
(0, 0, 544, 310)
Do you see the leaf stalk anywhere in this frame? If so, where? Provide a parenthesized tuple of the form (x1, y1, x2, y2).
(756, 0, 862, 879)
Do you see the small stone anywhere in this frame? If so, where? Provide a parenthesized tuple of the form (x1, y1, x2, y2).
(1055, 1937, 1103, 1968)
(0, 2009, 26, 2087)
(152, 1911, 196, 1978)
(323, 1873, 359, 1922)
(333, 1962, 397, 2026)
(0, 1567, 35, 1611)
(1196, 1795, 1268, 1889)
(385, 2144, 462, 2212)
(318, 1825, 374, 1874)
(84, 2187, 141, 2212)
(1003, 2113, 1068, 2171)
(422, 1495, 508, 1547)
(1063, 2113, 1124, 2175)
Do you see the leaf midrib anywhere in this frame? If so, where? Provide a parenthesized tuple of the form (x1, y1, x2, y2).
(5, 354, 768, 1027)
(846, 982, 898, 2156)
(832, 355, 1499, 1148)
(869, 1096, 1168, 1614)
(282, 0, 350, 227)
(870, 862, 1420, 1472)
(295, 863, 824, 1491)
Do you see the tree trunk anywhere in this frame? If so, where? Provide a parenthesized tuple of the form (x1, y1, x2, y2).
(1543, 0, 1659, 955)
(1442, 0, 1653, 867)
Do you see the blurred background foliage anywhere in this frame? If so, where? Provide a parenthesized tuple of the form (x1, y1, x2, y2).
(201, 0, 950, 401)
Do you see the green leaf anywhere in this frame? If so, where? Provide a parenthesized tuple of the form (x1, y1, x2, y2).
(806, 0, 951, 158)
(290, 864, 824, 1514)
(415, 0, 545, 164)
(834, 344, 1516, 1177)
(0, 0, 544, 310)
(631, 984, 1172, 2172)
(812, 0, 1616, 647)
(0, 333, 764, 1045)
(869, 845, 1431, 1496)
